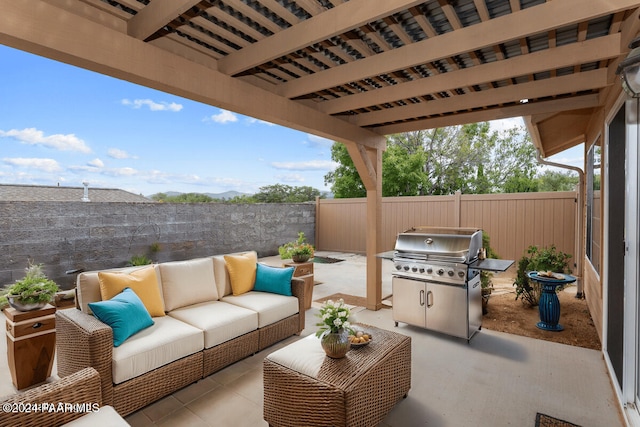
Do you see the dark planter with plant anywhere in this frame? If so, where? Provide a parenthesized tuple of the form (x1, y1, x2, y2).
(513, 244, 571, 307)
(0, 261, 60, 311)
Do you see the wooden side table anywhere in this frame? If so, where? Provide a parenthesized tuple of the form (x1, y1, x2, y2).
(284, 261, 314, 310)
(5, 304, 56, 389)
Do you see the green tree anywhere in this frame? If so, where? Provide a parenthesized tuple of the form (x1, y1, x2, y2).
(253, 184, 322, 203)
(485, 127, 538, 193)
(503, 172, 539, 193)
(324, 143, 367, 198)
(537, 170, 579, 192)
(150, 192, 216, 203)
(325, 123, 539, 198)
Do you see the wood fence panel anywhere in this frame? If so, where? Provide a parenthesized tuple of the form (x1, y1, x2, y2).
(317, 192, 577, 267)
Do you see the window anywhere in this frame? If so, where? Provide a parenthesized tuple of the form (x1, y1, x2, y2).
(586, 140, 601, 274)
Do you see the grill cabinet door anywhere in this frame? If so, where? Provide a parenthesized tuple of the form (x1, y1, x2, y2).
(425, 282, 467, 339)
(392, 277, 426, 328)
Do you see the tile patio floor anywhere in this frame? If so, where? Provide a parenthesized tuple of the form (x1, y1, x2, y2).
(0, 252, 625, 426)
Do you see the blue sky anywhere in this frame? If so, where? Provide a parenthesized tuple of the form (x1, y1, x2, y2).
(0, 45, 581, 196)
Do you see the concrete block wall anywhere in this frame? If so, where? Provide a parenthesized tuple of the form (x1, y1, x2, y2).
(0, 201, 315, 290)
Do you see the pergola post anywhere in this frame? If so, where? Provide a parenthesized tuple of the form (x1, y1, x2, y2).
(365, 147, 383, 310)
(344, 141, 385, 310)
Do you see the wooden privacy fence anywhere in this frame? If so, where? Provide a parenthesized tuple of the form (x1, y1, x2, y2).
(316, 191, 577, 269)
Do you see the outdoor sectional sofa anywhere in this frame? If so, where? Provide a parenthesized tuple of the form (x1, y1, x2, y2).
(55, 251, 305, 417)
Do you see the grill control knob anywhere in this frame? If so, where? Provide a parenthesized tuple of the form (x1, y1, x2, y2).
(426, 267, 433, 274)
(411, 267, 418, 272)
(447, 270, 454, 277)
(395, 265, 402, 270)
(458, 271, 465, 278)
(418, 268, 425, 273)
(437, 269, 444, 275)
(404, 266, 410, 271)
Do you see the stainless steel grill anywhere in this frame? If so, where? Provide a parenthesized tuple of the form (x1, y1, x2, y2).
(392, 227, 484, 341)
(393, 227, 482, 285)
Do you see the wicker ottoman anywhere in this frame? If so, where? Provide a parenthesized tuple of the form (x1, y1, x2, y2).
(263, 325, 411, 427)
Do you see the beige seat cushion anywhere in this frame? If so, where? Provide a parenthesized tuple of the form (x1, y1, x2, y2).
(159, 258, 218, 311)
(221, 291, 298, 328)
(266, 333, 325, 378)
(212, 251, 257, 298)
(168, 301, 258, 349)
(112, 316, 204, 384)
(62, 406, 129, 426)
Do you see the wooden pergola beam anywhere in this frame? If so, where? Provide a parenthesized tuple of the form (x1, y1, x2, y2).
(278, 0, 637, 99)
(318, 34, 620, 115)
(217, 0, 425, 75)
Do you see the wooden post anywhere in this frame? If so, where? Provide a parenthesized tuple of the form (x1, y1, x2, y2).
(366, 147, 383, 310)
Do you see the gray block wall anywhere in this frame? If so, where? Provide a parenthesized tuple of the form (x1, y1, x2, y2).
(0, 201, 315, 290)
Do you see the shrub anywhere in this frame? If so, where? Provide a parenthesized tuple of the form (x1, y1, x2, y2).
(513, 245, 571, 307)
(128, 254, 153, 266)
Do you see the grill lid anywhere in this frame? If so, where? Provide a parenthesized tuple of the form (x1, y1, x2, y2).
(394, 227, 482, 263)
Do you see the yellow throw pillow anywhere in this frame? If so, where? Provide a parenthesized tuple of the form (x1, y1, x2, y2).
(224, 253, 257, 296)
(98, 266, 165, 317)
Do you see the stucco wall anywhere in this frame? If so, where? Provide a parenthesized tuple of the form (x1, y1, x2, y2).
(0, 201, 315, 290)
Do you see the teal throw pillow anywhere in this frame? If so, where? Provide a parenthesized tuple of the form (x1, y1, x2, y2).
(253, 264, 294, 296)
(88, 287, 154, 347)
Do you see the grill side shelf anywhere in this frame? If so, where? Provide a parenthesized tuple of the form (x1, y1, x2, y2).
(469, 259, 514, 272)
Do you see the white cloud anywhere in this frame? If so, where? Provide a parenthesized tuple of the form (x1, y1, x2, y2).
(3, 157, 62, 172)
(209, 109, 238, 124)
(246, 117, 275, 126)
(275, 173, 305, 183)
(305, 134, 333, 148)
(270, 160, 337, 171)
(108, 148, 134, 159)
(0, 128, 91, 153)
(105, 167, 138, 177)
(87, 158, 104, 168)
(121, 98, 183, 112)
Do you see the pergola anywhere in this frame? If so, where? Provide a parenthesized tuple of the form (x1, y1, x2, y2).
(1, 0, 638, 310)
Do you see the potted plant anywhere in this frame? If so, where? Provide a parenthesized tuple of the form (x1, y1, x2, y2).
(279, 232, 314, 263)
(0, 261, 59, 311)
(513, 244, 571, 307)
(315, 298, 353, 358)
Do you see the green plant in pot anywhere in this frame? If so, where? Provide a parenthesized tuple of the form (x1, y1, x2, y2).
(279, 232, 314, 263)
(513, 244, 571, 307)
(0, 261, 59, 311)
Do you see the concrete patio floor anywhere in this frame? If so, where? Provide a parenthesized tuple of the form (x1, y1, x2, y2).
(0, 252, 625, 426)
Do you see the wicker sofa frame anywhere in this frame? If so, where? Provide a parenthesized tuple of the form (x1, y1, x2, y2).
(0, 367, 103, 427)
(56, 276, 305, 417)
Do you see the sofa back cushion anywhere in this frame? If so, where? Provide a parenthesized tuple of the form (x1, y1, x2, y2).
(212, 251, 258, 297)
(98, 266, 165, 317)
(77, 265, 163, 314)
(159, 257, 218, 311)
